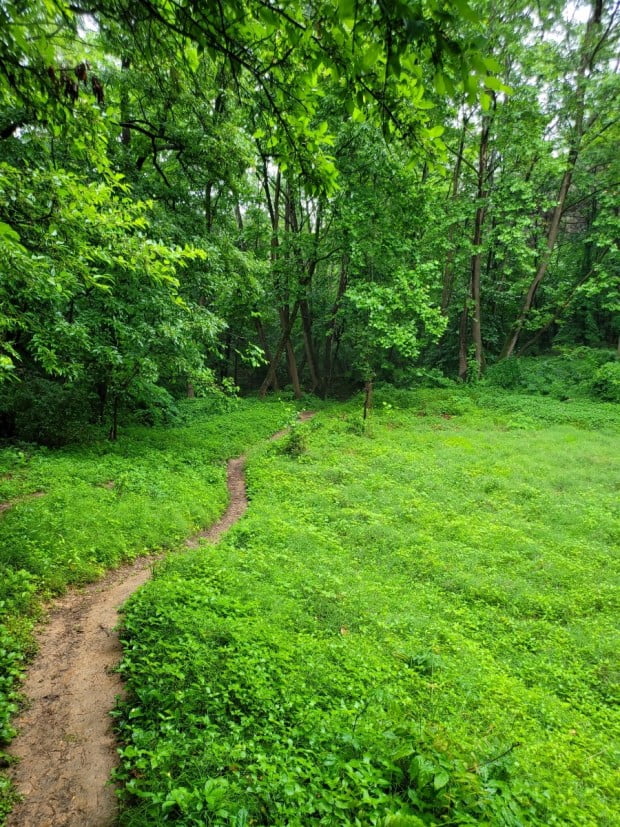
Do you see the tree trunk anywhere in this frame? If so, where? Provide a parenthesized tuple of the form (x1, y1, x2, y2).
(259, 301, 300, 397)
(363, 380, 373, 420)
(108, 395, 119, 441)
(205, 182, 213, 232)
(501, 0, 602, 359)
(221, 330, 232, 379)
(323, 257, 348, 396)
(254, 316, 279, 391)
(285, 339, 302, 398)
(501, 163, 576, 358)
(467, 106, 492, 377)
(120, 57, 132, 146)
(458, 303, 469, 380)
(441, 110, 469, 312)
(96, 381, 108, 424)
(280, 305, 302, 398)
(300, 297, 319, 392)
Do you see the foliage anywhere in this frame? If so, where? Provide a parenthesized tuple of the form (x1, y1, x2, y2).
(589, 360, 620, 403)
(483, 358, 523, 390)
(1, 1, 619, 821)
(484, 348, 618, 400)
(114, 391, 619, 826)
(2, 0, 618, 412)
(278, 425, 307, 458)
(0, 398, 292, 788)
(0, 161, 225, 440)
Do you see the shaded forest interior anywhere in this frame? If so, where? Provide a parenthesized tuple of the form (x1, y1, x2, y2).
(0, 0, 618, 444)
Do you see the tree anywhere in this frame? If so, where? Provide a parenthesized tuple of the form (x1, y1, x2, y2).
(501, 0, 619, 358)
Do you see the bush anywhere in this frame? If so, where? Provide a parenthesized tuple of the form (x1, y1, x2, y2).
(484, 348, 618, 400)
(279, 424, 307, 457)
(387, 367, 454, 389)
(128, 384, 181, 426)
(590, 360, 620, 402)
(0, 376, 94, 446)
(484, 358, 523, 389)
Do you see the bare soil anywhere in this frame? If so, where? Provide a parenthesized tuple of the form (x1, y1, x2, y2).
(7, 460, 248, 826)
(269, 409, 316, 441)
(6, 413, 314, 826)
(185, 456, 247, 549)
(0, 491, 45, 515)
(7, 555, 160, 827)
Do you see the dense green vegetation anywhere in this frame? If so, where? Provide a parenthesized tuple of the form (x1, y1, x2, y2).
(0, 396, 293, 815)
(0, 0, 618, 823)
(0, 0, 617, 438)
(113, 390, 619, 825)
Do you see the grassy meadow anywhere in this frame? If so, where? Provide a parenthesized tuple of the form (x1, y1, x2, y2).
(112, 389, 619, 826)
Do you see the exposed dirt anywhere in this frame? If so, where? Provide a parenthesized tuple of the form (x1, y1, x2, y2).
(0, 491, 45, 515)
(185, 456, 247, 549)
(7, 555, 160, 827)
(6, 413, 315, 826)
(269, 408, 316, 441)
(7, 461, 249, 826)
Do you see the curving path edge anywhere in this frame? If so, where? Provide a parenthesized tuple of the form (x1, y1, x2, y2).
(7, 413, 314, 826)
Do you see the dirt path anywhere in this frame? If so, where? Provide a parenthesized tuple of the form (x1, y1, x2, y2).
(185, 456, 247, 549)
(6, 555, 161, 827)
(6, 414, 314, 826)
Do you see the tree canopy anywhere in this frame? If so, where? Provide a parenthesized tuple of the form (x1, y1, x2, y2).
(0, 0, 618, 439)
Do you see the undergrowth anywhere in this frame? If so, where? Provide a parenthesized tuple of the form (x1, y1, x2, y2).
(114, 389, 619, 825)
(483, 346, 618, 400)
(0, 396, 294, 804)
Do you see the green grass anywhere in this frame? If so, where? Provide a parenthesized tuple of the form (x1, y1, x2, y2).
(114, 389, 619, 826)
(0, 395, 295, 819)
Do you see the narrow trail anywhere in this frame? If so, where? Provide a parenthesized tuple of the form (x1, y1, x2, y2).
(7, 413, 314, 827)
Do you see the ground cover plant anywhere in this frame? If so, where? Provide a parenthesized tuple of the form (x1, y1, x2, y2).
(115, 388, 619, 826)
(0, 396, 294, 816)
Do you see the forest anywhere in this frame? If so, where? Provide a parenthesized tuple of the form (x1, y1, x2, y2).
(0, 0, 618, 435)
(0, 0, 619, 825)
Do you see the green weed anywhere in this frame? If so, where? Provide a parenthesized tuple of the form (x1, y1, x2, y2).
(0, 397, 294, 812)
(114, 390, 620, 825)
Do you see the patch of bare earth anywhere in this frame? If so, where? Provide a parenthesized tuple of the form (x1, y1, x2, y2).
(185, 456, 247, 549)
(6, 413, 315, 826)
(7, 555, 161, 827)
(270, 409, 316, 441)
(0, 491, 45, 515)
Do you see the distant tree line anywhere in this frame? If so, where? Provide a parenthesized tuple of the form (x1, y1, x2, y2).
(0, 0, 618, 441)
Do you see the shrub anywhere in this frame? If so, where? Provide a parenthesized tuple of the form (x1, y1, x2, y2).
(0, 376, 94, 446)
(484, 348, 617, 400)
(484, 358, 523, 389)
(590, 360, 620, 402)
(279, 425, 307, 457)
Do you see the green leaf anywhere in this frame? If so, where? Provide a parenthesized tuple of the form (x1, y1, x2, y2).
(434, 770, 450, 790)
(452, 0, 479, 24)
(434, 72, 446, 95)
(338, 0, 356, 21)
(485, 75, 513, 94)
(483, 56, 503, 73)
(361, 42, 383, 70)
(0, 222, 20, 243)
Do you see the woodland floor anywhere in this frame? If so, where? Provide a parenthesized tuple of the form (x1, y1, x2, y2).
(6, 448, 247, 827)
(2, 396, 618, 827)
(6, 416, 314, 826)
